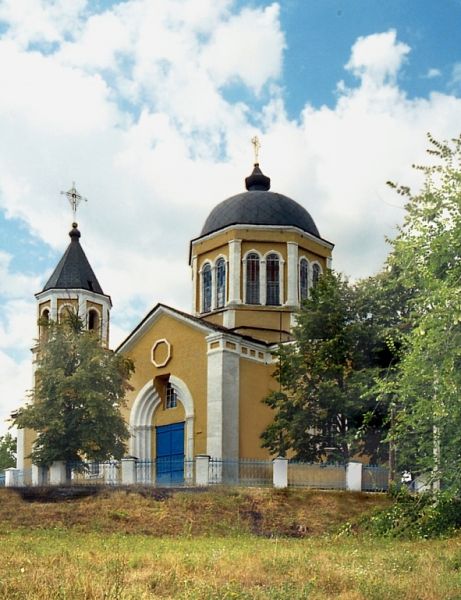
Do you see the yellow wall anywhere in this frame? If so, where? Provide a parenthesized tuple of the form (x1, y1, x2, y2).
(239, 358, 277, 458)
(122, 313, 209, 456)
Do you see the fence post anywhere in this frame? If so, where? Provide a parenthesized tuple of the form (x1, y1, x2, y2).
(5, 468, 21, 487)
(31, 464, 47, 486)
(273, 457, 288, 489)
(346, 461, 363, 491)
(49, 461, 67, 485)
(195, 455, 210, 486)
(121, 456, 137, 485)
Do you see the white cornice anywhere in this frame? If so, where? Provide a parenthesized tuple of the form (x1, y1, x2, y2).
(190, 224, 334, 254)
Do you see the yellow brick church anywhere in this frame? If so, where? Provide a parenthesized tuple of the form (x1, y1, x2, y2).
(18, 159, 333, 477)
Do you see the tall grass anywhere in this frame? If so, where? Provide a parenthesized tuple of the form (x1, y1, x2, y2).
(1, 530, 460, 599)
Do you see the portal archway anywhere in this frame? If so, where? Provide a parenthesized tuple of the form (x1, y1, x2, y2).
(129, 377, 194, 461)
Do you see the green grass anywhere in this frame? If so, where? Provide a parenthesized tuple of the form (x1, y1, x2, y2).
(1, 529, 461, 599)
(1, 488, 460, 598)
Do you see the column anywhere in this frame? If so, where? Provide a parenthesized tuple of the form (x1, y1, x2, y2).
(206, 334, 240, 460)
(49, 461, 67, 485)
(346, 461, 363, 491)
(195, 455, 210, 486)
(191, 255, 198, 313)
(260, 258, 267, 305)
(273, 457, 288, 489)
(228, 240, 242, 304)
(286, 242, 298, 305)
(121, 457, 137, 485)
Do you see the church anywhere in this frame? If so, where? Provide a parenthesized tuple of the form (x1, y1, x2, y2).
(18, 155, 334, 480)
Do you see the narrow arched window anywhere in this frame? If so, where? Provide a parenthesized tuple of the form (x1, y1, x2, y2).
(165, 382, 178, 409)
(245, 253, 260, 304)
(216, 258, 226, 309)
(312, 263, 321, 287)
(202, 263, 212, 312)
(266, 253, 280, 305)
(299, 258, 309, 301)
(88, 309, 100, 333)
(40, 309, 50, 340)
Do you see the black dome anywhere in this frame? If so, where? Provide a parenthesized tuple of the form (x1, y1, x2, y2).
(200, 163, 320, 238)
(200, 190, 320, 238)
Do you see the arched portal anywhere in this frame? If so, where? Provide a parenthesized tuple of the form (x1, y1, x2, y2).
(129, 377, 194, 461)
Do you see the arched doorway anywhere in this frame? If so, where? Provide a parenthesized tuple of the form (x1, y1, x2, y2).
(129, 377, 194, 483)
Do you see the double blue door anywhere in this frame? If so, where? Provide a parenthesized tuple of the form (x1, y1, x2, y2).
(156, 422, 185, 484)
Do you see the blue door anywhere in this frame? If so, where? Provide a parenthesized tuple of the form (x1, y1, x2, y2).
(156, 422, 185, 484)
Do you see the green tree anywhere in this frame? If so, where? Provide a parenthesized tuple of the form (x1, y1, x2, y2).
(262, 271, 392, 462)
(12, 313, 134, 467)
(0, 433, 16, 470)
(382, 134, 461, 492)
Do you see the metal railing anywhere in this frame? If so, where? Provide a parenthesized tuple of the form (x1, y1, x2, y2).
(209, 458, 273, 486)
(288, 461, 347, 489)
(362, 464, 389, 491)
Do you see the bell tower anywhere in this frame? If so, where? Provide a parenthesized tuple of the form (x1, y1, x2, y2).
(35, 220, 112, 345)
(35, 183, 112, 344)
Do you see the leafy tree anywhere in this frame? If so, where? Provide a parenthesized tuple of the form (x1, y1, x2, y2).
(262, 270, 392, 462)
(382, 133, 461, 492)
(0, 433, 16, 470)
(12, 313, 134, 468)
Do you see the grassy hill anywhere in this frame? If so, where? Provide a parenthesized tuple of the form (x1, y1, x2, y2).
(0, 486, 388, 537)
(1, 487, 460, 599)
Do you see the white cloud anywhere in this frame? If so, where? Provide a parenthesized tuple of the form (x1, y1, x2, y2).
(0, 7, 461, 437)
(346, 30, 410, 86)
(426, 67, 441, 79)
(0, 350, 31, 433)
(0, 0, 87, 47)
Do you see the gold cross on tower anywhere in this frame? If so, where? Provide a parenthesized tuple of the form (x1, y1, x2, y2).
(61, 182, 87, 222)
(251, 135, 261, 164)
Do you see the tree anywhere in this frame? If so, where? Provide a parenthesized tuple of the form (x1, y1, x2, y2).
(382, 133, 461, 492)
(0, 433, 16, 470)
(261, 270, 392, 462)
(12, 313, 135, 467)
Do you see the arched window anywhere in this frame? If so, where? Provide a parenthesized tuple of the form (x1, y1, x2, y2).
(312, 263, 321, 287)
(202, 263, 212, 312)
(266, 253, 280, 305)
(245, 253, 260, 304)
(40, 309, 50, 340)
(165, 382, 178, 409)
(88, 309, 100, 333)
(216, 258, 226, 309)
(299, 258, 309, 301)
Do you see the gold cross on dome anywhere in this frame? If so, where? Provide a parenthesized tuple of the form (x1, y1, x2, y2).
(61, 182, 87, 221)
(251, 135, 261, 164)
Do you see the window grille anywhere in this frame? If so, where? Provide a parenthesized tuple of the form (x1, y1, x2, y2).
(266, 253, 280, 305)
(202, 264, 212, 312)
(216, 258, 226, 308)
(245, 253, 260, 304)
(165, 383, 177, 409)
(299, 258, 309, 301)
(312, 263, 321, 287)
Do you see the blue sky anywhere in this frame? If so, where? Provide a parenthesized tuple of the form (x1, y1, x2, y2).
(1, 0, 461, 433)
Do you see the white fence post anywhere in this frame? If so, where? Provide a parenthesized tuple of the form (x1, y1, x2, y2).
(195, 455, 210, 486)
(31, 465, 47, 486)
(273, 457, 288, 489)
(5, 468, 21, 487)
(49, 461, 67, 485)
(121, 457, 137, 485)
(346, 461, 363, 491)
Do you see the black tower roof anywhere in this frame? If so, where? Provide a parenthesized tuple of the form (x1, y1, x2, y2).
(200, 164, 320, 238)
(40, 223, 104, 295)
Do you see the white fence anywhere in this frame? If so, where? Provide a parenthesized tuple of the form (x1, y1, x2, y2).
(2, 459, 388, 492)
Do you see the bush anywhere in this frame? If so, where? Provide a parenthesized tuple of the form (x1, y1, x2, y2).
(361, 489, 461, 538)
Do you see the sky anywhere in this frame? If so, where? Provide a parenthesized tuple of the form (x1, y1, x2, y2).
(1, 0, 461, 435)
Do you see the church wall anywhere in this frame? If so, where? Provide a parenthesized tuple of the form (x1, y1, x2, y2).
(239, 358, 277, 458)
(121, 314, 209, 456)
